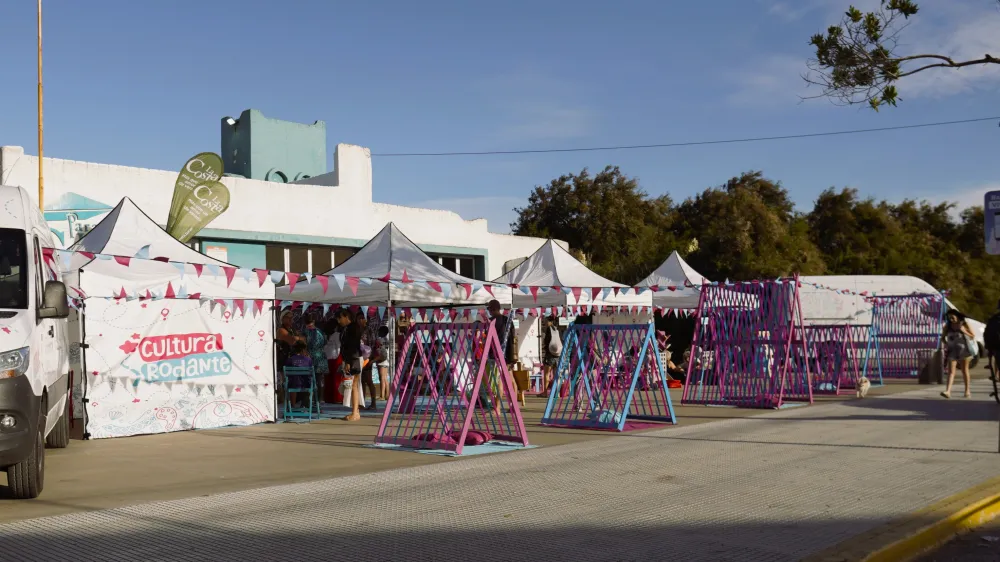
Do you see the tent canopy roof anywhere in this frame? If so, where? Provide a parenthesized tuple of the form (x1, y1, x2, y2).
(492, 240, 626, 288)
(638, 251, 705, 288)
(63, 197, 271, 299)
(275, 222, 510, 306)
(70, 197, 230, 267)
(327, 222, 484, 284)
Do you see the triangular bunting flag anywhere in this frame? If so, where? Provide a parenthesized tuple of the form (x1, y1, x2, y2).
(114, 256, 131, 267)
(530, 286, 539, 302)
(287, 273, 298, 294)
(571, 287, 582, 303)
(256, 269, 269, 287)
(164, 282, 176, 299)
(440, 283, 452, 299)
(346, 276, 359, 296)
(317, 275, 329, 294)
(333, 274, 346, 291)
(427, 281, 442, 293)
(360, 277, 374, 286)
(193, 263, 204, 277)
(240, 268, 252, 284)
(222, 266, 237, 288)
(134, 245, 150, 260)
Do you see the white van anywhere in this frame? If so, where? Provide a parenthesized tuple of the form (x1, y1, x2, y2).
(0, 185, 71, 499)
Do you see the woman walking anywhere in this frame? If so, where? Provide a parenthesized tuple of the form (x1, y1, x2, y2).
(941, 310, 976, 399)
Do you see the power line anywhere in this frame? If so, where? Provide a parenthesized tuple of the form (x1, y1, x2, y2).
(372, 116, 999, 157)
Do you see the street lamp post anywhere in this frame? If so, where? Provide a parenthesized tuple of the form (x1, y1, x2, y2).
(37, 0, 44, 210)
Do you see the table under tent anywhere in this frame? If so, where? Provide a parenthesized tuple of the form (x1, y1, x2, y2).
(274, 222, 528, 455)
(493, 239, 676, 431)
(54, 198, 276, 440)
(636, 250, 710, 376)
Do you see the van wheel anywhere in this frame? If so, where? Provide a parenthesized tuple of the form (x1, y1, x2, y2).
(6, 411, 45, 499)
(45, 400, 69, 449)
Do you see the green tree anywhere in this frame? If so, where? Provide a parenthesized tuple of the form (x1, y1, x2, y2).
(511, 166, 678, 283)
(674, 172, 825, 280)
(805, 0, 1000, 109)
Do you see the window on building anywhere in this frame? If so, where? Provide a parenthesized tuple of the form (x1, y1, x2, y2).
(440, 256, 457, 273)
(288, 247, 309, 275)
(265, 246, 285, 272)
(334, 249, 355, 267)
(458, 258, 474, 278)
(311, 247, 333, 274)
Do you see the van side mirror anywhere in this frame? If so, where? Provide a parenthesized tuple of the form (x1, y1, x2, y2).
(39, 280, 69, 319)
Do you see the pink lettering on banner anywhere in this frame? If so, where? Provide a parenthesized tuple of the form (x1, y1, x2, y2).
(138, 333, 224, 361)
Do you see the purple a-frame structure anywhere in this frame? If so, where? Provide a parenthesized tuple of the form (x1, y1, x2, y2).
(681, 276, 812, 409)
(374, 320, 529, 455)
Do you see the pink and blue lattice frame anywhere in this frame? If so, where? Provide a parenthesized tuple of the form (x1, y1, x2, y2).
(540, 323, 676, 431)
(682, 276, 812, 409)
(374, 320, 529, 455)
(866, 293, 945, 379)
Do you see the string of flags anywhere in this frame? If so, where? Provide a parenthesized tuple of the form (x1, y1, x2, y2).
(799, 279, 948, 306)
(42, 246, 689, 303)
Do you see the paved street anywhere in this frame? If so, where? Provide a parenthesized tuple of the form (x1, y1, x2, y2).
(1, 381, 998, 562)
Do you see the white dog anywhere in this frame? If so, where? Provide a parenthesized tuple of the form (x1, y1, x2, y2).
(856, 376, 871, 398)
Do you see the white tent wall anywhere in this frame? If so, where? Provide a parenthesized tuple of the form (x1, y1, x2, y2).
(56, 196, 277, 438)
(81, 298, 275, 439)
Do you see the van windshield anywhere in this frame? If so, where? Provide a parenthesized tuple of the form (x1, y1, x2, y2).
(0, 228, 28, 310)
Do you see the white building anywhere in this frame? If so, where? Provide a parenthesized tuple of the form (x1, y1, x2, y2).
(0, 110, 551, 281)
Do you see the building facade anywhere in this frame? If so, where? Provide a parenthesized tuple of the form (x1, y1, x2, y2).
(0, 110, 550, 281)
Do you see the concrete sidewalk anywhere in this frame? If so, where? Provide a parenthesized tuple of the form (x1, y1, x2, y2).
(0, 381, 997, 561)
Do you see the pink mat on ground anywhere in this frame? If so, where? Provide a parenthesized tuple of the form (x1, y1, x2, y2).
(541, 421, 670, 432)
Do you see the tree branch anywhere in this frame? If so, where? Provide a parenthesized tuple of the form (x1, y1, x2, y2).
(895, 54, 1000, 78)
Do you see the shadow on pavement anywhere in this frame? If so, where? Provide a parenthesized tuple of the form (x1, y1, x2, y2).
(0, 511, 965, 562)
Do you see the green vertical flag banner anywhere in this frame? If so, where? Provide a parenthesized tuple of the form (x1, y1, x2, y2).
(167, 152, 224, 232)
(168, 180, 231, 244)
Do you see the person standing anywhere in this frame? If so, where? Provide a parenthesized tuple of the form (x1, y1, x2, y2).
(303, 315, 328, 407)
(340, 312, 365, 421)
(539, 316, 562, 398)
(941, 310, 976, 399)
(982, 300, 1000, 383)
(325, 310, 352, 403)
(375, 325, 392, 401)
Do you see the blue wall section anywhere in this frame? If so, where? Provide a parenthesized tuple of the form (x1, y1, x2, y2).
(200, 240, 267, 269)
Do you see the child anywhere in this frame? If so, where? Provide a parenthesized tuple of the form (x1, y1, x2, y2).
(286, 341, 313, 408)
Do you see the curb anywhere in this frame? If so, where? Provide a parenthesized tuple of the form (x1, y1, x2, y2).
(804, 474, 1000, 562)
(863, 490, 1000, 562)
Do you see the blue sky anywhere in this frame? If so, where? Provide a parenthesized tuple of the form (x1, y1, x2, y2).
(1, 0, 997, 232)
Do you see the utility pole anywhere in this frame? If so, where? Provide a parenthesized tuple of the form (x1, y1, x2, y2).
(37, 0, 44, 210)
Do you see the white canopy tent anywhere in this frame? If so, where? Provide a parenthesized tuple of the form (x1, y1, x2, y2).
(58, 197, 275, 440)
(62, 197, 272, 300)
(637, 250, 706, 310)
(274, 222, 512, 308)
(492, 240, 652, 309)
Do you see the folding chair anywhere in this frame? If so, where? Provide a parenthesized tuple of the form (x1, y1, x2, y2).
(283, 366, 316, 422)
